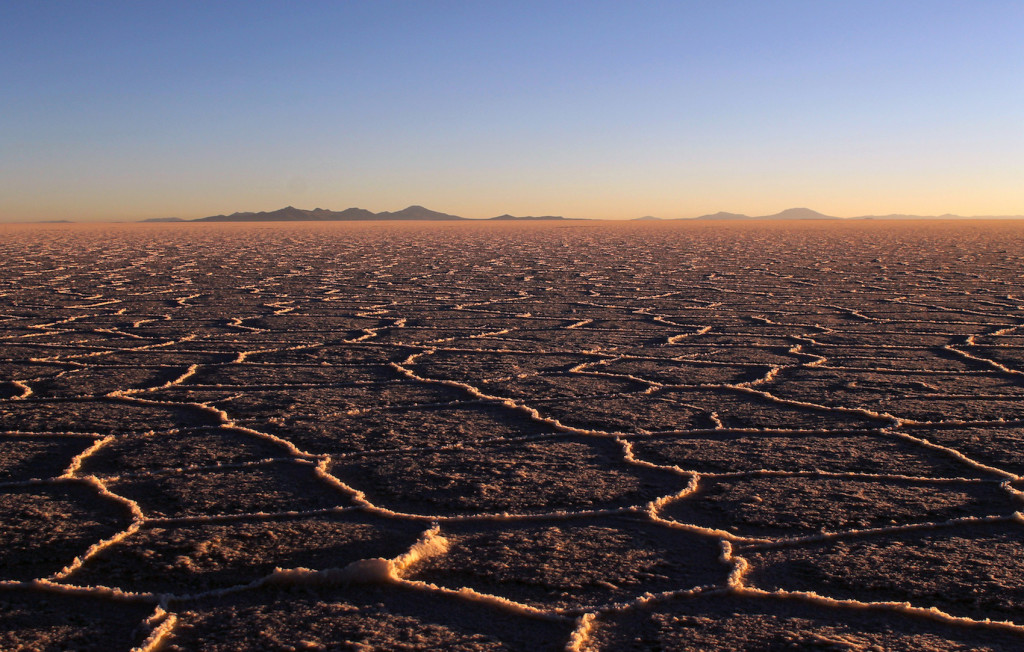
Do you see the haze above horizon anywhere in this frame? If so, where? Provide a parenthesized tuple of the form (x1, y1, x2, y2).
(3, 1, 1023, 223)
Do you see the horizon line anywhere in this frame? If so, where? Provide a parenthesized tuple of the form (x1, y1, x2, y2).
(7, 204, 1024, 224)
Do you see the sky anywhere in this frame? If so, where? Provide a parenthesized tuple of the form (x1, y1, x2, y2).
(2, 1, 1023, 221)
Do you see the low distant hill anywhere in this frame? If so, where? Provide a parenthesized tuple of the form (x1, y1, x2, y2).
(633, 216, 663, 221)
(141, 217, 186, 222)
(691, 211, 750, 220)
(690, 208, 839, 220)
(759, 207, 839, 220)
(376, 205, 465, 221)
(196, 205, 465, 222)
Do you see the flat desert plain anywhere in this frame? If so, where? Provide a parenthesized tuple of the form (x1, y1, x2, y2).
(3, 219, 1024, 651)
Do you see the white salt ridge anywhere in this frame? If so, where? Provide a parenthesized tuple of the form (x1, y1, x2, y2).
(316, 456, 640, 522)
(389, 357, 636, 439)
(67, 299, 123, 309)
(183, 380, 397, 390)
(27, 333, 198, 364)
(110, 393, 231, 426)
(397, 578, 561, 620)
(130, 606, 177, 652)
(325, 430, 568, 460)
(721, 540, 752, 588)
(265, 301, 296, 316)
(93, 457, 308, 483)
(899, 299, 1016, 320)
(0, 577, 158, 602)
(821, 304, 883, 322)
(883, 428, 1020, 480)
(565, 612, 597, 652)
(46, 476, 146, 581)
(418, 327, 518, 345)
(714, 383, 907, 427)
(945, 342, 1024, 376)
(682, 468, 1002, 483)
(906, 417, 1024, 427)
(93, 326, 149, 341)
(0, 430, 103, 437)
(648, 495, 775, 545)
(172, 293, 202, 306)
(106, 364, 199, 398)
(9, 379, 34, 399)
(565, 319, 594, 329)
(60, 434, 116, 478)
(742, 512, 1022, 550)
(817, 365, 993, 375)
(739, 585, 1024, 635)
(145, 506, 358, 527)
(226, 316, 267, 333)
(264, 524, 449, 587)
(233, 342, 321, 363)
(568, 358, 664, 392)
(221, 423, 318, 459)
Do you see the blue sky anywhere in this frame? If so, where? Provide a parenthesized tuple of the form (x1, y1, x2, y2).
(2, 1, 1023, 220)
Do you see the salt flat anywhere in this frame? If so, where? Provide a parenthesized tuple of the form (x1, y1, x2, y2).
(2, 219, 1024, 650)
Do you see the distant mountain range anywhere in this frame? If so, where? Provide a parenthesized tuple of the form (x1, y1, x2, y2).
(146, 206, 576, 223)
(136, 205, 1024, 223)
(691, 207, 837, 220)
(191, 205, 465, 222)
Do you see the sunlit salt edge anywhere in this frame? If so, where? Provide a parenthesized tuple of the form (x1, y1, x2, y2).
(738, 511, 1024, 550)
(315, 454, 655, 523)
(8, 379, 33, 399)
(144, 505, 359, 526)
(131, 607, 177, 652)
(325, 430, 580, 460)
(737, 586, 1024, 634)
(388, 356, 646, 439)
(46, 475, 147, 581)
(675, 468, 1005, 483)
(697, 383, 905, 425)
(0, 430, 106, 437)
(620, 433, 1010, 489)
(259, 523, 450, 591)
(884, 428, 1022, 480)
(105, 389, 324, 460)
(945, 343, 1024, 377)
(718, 533, 1024, 635)
(87, 457, 315, 484)
(565, 612, 598, 652)
(27, 332, 197, 364)
(60, 434, 116, 477)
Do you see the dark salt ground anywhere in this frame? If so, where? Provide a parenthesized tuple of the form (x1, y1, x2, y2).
(3, 219, 1024, 650)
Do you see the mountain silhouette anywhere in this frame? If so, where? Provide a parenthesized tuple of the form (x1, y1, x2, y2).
(692, 211, 749, 220)
(758, 207, 838, 220)
(376, 205, 465, 220)
(691, 208, 838, 221)
(165, 206, 1024, 223)
(197, 205, 466, 222)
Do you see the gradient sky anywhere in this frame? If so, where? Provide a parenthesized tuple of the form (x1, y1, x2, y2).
(2, 1, 1023, 221)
